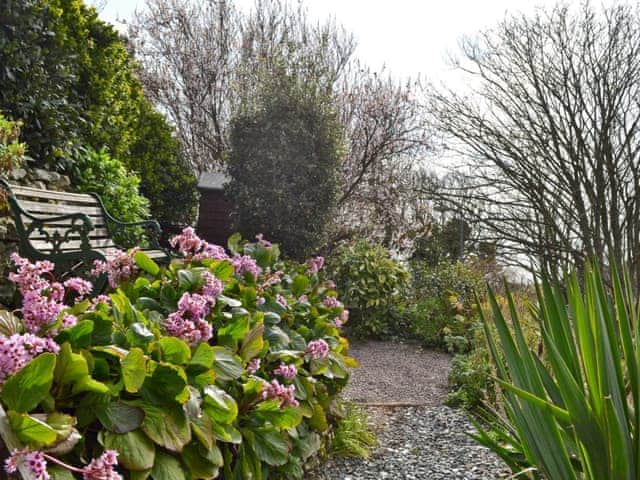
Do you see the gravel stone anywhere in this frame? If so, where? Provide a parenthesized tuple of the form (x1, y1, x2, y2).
(307, 341, 509, 479)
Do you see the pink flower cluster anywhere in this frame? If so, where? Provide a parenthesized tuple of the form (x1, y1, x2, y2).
(0, 333, 60, 384)
(323, 296, 341, 309)
(247, 358, 261, 374)
(262, 379, 299, 408)
(201, 271, 223, 298)
(259, 270, 283, 290)
(170, 227, 228, 261)
(306, 339, 329, 359)
(92, 249, 139, 289)
(231, 255, 262, 280)
(5, 449, 121, 480)
(307, 256, 325, 274)
(82, 450, 121, 480)
(164, 293, 213, 346)
(5, 449, 48, 480)
(273, 362, 297, 380)
(255, 233, 272, 248)
(333, 309, 349, 328)
(275, 294, 288, 309)
(10, 254, 88, 334)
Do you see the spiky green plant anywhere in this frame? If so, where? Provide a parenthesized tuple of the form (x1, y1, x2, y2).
(331, 403, 378, 458)
(472, 264, 640, 479)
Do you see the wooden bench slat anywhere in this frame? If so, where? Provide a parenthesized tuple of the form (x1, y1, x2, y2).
(12, 186, 98, 204)
(18, 200, 103, 217)
(28, 227, 111, 240)
(98, 248, 167, 259)
(31, 238, 117, 251)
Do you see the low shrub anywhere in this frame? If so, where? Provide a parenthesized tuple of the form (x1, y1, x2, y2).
(70, 146, 150, 223)
(0, 229, 355, 479)
(330, 403, 377, 458)
(411, 261, 482, 351)
(327, 240, 410, 338)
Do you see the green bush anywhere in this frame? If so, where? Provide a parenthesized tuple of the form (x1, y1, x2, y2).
(70, 147, 150, 223)
(411, 261, 483, 350)
(328, 240, 410, 338)
(0, 114, 27, 174)
(227, 69, 343, 261)
(473, 265, 639, 479)
(0, 0, 199, 225)
(0, 231, 355, 479)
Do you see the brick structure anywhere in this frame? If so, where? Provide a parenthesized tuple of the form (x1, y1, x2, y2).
(196, 171, 233, 247)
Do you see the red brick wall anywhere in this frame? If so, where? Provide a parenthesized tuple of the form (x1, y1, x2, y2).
(196, 189, 233, 247)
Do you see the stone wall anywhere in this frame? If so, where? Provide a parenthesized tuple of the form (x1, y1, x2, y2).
(1, 167, 72, 302)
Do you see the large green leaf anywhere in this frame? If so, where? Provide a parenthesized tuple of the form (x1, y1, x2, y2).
(140, 403, 191, 452)
(158, 337, 191, 365)
(203, 385, 238, 425)
(150, 451, 185, 480)
(248, 428, 289, 466)
(211, 347, 244, 381)
(54, 343, 88, 385)
(135, 251, 160, 276)
(2, 353, 56, 412)
(97, 401, 145, 433)
(121, 348, 147, 393)
(253, 401, 302, 429)
(181, 442, 222, 480)
(102, 430, 156, 471)
(8, 411, 57, 448)
(239, 324, 264, 362)
(141, 363, 188, 405)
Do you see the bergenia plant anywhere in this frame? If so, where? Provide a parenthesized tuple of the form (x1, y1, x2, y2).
(0, 229, 356, 480)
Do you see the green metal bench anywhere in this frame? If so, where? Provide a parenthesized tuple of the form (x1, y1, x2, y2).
(0, 179, 170, 293)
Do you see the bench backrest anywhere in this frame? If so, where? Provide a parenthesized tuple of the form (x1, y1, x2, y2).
(6, 184, 116, 255)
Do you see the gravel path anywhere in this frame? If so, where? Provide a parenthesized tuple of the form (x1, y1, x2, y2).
(309, 340, 509, 479)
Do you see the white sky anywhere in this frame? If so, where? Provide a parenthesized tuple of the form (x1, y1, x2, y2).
(97, 0, 612, 83)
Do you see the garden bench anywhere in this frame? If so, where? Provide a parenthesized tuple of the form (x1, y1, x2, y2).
(0, 179, 170, 293)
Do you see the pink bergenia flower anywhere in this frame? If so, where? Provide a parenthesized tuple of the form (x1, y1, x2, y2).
(306, 339, 329, 359)
(332, 317, 343, 328)
(298, 295, 309, 304)
(231, 255, 262, 280)
(92, 249, 139, 289)
(20, 289, 65, 334)
(5, 449, 49, 480)
(323, 296, 341, 309)
(325, 280, 336, 289)
(255, 233, 272, 248)
(275, 294, 288, 308)
(262, 379, 299, 409)
(169, 227, 228, 261)
(247, 358, 261, 374)
(0, 333, 60, 384)
(256, 296, 266, 307)
(8, 253, 54, 293)
(260, 270, 283, 289)
(63, 277, 93, 299)
(307, 256, 324, 274)
(61, 314, 77, 329)
(164, 292, 213, 345)
(89, 295, 111, 311)
(82, 450, 121, 480)
(273, 362, 297, 380)
(201, 271, 223, 300)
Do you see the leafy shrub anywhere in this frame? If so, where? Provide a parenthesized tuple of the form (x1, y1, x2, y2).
(0, 114, 26, 174)
(227, 69, 343, 261)
(411, 261, 483, 350)
(473, 265, 637, 479)
(328, 240, 410, 338)
(0, 230, 354, 480)
(330, 403, 377, 458)
(70, 147, 150, 223)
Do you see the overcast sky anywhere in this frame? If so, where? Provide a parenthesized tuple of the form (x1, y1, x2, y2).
(97, 0, 615, 82)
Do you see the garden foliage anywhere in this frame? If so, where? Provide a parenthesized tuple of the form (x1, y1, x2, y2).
(474, 264, 640, 479)
(227, 69, 343, 261)
(328, 240, 410, 338)
(0, 0, 198, 225)
(70, 147, 150, 223)
(0, 229, 355, 479)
